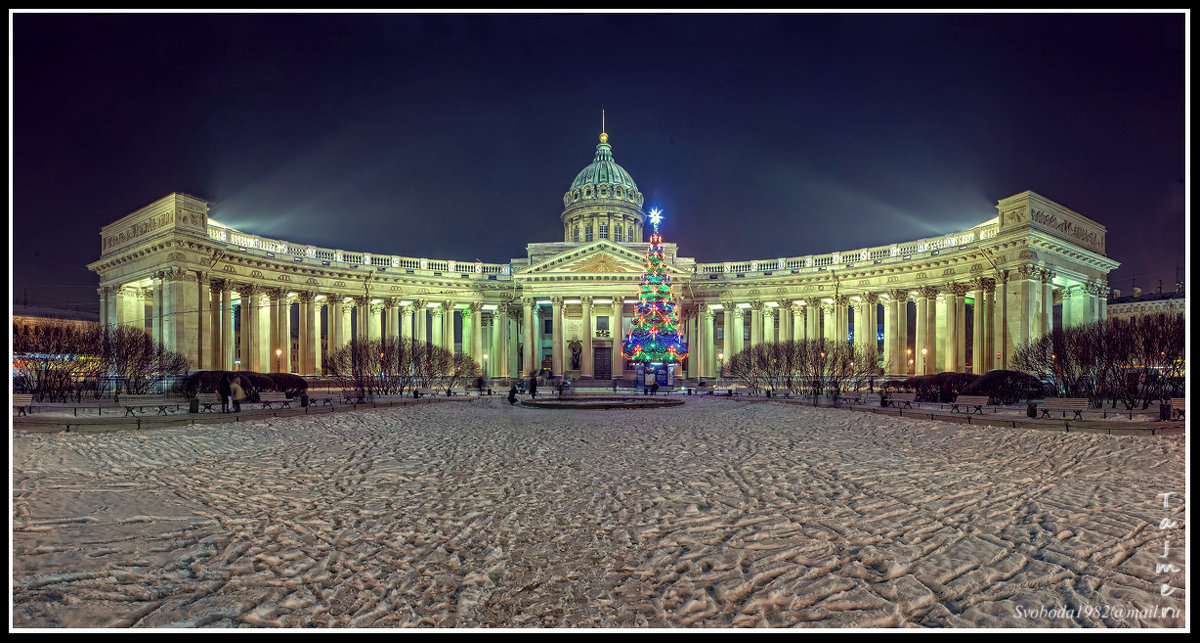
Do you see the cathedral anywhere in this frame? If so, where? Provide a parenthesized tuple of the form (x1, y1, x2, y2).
(87, 126, 1119, 381)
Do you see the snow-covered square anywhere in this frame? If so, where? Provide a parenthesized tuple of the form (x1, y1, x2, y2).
(11, 398, 1186, 628)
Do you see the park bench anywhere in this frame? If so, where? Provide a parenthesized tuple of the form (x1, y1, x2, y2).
(197, 393, 223, 413)
(1170, 397, 1185, 420)
(838, 392, 864, 405)
(118, 395, 182, 417)
(886, 392, 916, 409)
(13, 393, 33, 416)
(950, 395, 991, 415)
(1038, 397, 1090, 421)
(342, 389, 368, 403)
(308, 395, 335, 407)
(258, 392, 293, 409)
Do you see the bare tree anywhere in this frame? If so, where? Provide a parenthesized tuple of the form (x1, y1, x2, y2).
(14, 320, 102, 402)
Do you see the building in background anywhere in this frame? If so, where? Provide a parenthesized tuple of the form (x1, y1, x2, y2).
(86, 127, 1120, 379)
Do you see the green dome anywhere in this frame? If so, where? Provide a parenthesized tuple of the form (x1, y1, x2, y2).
(569, 141, 639, 192)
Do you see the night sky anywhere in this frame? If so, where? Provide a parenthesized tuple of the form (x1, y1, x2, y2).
(11, 11, 1187, 312)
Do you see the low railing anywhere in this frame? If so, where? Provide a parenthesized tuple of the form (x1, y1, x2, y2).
(206, 220, 1000, 282)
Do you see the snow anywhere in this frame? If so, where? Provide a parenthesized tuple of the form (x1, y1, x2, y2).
(11, 397, 1186, 629)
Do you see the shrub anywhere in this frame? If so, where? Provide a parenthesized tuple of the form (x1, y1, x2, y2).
(960, 369, 1046, 405)
(177, 371, 289, 400)
(267, 373, 307, 397)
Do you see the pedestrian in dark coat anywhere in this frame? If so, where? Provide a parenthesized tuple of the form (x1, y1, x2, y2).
(218, 375, 232, 413)
(528, 376, 538, 399)
(507, 385, 518, 405)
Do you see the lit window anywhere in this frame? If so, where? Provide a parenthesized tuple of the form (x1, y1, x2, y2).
(599, 225, 608, 239)
(597, 316, 609, 331)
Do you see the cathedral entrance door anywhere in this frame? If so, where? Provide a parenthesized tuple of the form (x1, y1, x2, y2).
(594, 348, 611, 380)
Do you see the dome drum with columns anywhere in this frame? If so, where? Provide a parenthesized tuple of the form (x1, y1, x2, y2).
(87, 124, 1120, 382)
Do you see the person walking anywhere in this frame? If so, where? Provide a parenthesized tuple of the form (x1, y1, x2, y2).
(218, 375, 232, 413)
(230, 377, 246, 413)
(507, 385, 518, 406)
(528, 375, 538, 399)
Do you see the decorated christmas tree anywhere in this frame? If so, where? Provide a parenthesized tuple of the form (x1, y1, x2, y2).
(622, 209, 688, 378)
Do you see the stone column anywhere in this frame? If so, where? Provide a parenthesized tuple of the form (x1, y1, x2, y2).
(581, 297, 594, 378)
(442, 301, 456, 354)
(244, 285, 261, 372)
(749, 301, 763, 348)
(369, 300, 384, 343)
(611, 298, 624, 381)
(722, 301, 735, 360)
(995, 274, 1009, 370)
(1096, 284, 1108, 322)
(194, 275, 210, 370)
(943, 284, 960, 374)
(924, 287, 939, 374)
(401, 304, 414, 343)
(981, 279, 995, 373)
(732, 307, 746, 355)
(523, 298, 536, 376)
(894, 291, 910, 375)
(885, 293, 899, 375)
(328, 297, 341, 353)
(310, 296, 323, 375)
(342, 300, 355, 350)
(819, 302, 833, 342)
(776, 301, 791, 343)
(1041, 271, 1055, 338)
(221, 281, 234, 370)
(851, 298, 865, 352)
(297, 292, 312, 376)
(811, 299, 820, 340)
(956, 291, 967, 373)
(1010, 265, 1040, 352)
(388, 299, 401, 342)
(970, 282, 984, 374)
(430, 305, 443, 348)
(551, 296, 564, 377)
(686, 305, 700, 378)
(703, 308, 717, 378)
(495, 306, 509, 378)
(152, 274, 164, 346)
(861, 293, 879, 359)
(461, 306, 474, 358)
(470, 302, 484, 365)
(412, 300, 426, 346)
(914, 289, 928, 375)
(791, 304, 803, 342)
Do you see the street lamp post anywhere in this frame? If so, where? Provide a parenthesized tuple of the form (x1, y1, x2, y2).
(906, 348, 912, 376)
(275, 348, 282, 373)
(717, 352, 724, 389)
(921, 346, 928, 375)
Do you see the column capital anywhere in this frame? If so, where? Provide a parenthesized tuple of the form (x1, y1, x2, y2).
(891, 288, 910, 302)
(1039, 269, 1056, 284)
(370, 301, 385, 314)
(550, 295, 564, 305)
(410, 298, 426, 310)
(702, 307, 716, 321)
(522, 296, 537, 308)
(861, 292, 879, 306)
(1014, 263, 1039, 280)
(920, 285, 940, 299)
(749, 300, 764, 311)
(732, 306, 746, 320)
(947, 282, 970, 297)
(468, 301, 484, 313)
(388, 297, 403, 309)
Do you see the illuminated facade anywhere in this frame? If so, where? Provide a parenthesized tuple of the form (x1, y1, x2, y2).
(87, 129, 1120, 380)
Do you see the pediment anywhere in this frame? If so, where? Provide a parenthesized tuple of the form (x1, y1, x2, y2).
(520, 240, 654, 276)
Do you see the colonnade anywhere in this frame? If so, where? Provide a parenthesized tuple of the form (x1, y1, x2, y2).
(690, 271, 1108, 378)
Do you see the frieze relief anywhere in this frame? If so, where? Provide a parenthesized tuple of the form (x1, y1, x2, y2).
(250, 270, 264, 279)
(222, 265, 238, 274)
(277, 275, 292, 282)
(942, 268, 955, 276)
(167, 251, 186, 262)
(1030, 208, 1104, 253)
(102, 211, 175, 252)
